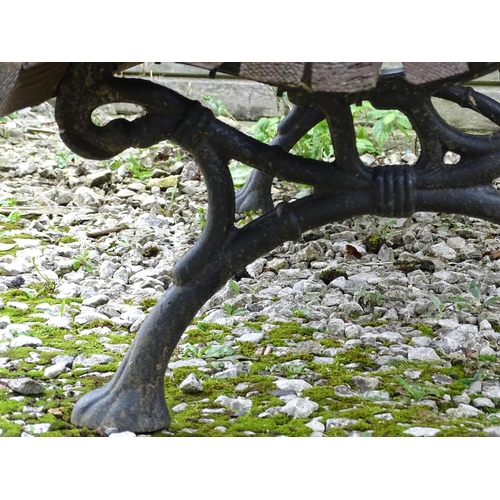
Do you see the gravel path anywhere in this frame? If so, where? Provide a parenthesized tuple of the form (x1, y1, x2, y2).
(1, 103, 500, 437)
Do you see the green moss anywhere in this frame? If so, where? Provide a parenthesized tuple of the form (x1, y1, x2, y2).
(260, 322, 316, 347)
(334, 348, 377, 370)
(235, 342, 257, 357)
(58, 236, 78, 244)
(78, 319, 116, 330)
(412, 323, 435, 336)
(319, 268, 347, 285)
(140, 297, 158, 310)
(364, 233, 386, 254)
(361, 320, 390, 327)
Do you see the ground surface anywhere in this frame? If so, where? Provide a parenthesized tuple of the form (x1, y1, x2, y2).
(1, 104, 500, 437)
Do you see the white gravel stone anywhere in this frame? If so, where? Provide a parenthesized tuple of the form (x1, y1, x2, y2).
(407, 347, 441, 362)
(446, 403, 484, 418)
(403, 427, 441, 437)
(74, 311, 110, 325)
(483, 426, 500, 437)
(108, 431, 137, 437)
(429, 242, 456, 260)
(215, 395, 252, 415)
(73, 354, 114, 368)
(169, 359, 207, 369)
(179, 373, 204, 394)
(22, 423, 51, 434)
(274, 379, 312, 394)
(44, 362, 67, 379)
(281, 397, 319, 418)
(325, 418, 358, 430)
(238, 332, 264, 343)
(305, 417, 325, 432)
(46, 316, 72, 329)
(172, 402, 188, 413)
(482, 381, 500, 399)
(374, 413, 393, 420)
(7, 377, 44, 395)
(10, 335, 42, 348)
(472, 397, 495, 408)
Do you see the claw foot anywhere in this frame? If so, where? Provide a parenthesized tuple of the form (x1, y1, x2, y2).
(71, 378, 171, 434)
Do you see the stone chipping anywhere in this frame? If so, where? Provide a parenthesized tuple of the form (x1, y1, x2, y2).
(1, 103, 500, 436)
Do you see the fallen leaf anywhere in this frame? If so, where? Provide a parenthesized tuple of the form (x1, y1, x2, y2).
(48, 408, 63, 416)
(483, 250, 500, 260)
(344, 244, 363, 259)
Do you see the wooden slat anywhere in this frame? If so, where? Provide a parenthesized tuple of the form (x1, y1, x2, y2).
(402, 62, 469, 84)
(0, 62, 70, 116)
(240, 62, 305, 87)
(0, 62, 139, 117)
(311, 62, 382, 92)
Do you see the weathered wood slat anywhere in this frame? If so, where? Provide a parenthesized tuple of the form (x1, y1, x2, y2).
(403, 62, 469, 84)
(0, 62, 137, 117)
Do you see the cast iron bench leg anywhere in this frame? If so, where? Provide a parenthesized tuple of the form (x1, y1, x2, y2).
(235, 105, 324, 214)
(54, 63, 500, 433)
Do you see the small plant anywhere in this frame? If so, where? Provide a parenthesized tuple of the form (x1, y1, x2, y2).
(356, 288, 384, 309)
(223, 302, 245, 316)
(56, 150, 78, 168)
(0, 112, 17, 138)
(182, 343, 236, 359)
(364, 220, 396, 254)
(0, 198, 17, 207)
(72, 250, 97, 273)
(429, 295, 447, 315)
(197, 207, 207, 228)
(292, 307, 310, 319)
(32, 258, 57, 292)
(228, 280, 240, 295)
(448, 279, 500, 313)
(202, 95, 235, 121)
(165, 185, 177, 216)
(395, 376, 441, 401)
(0, 211, 20, 223)
(351, 101, 413, 154)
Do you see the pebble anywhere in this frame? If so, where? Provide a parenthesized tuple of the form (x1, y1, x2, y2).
(325, 418, 359, 430)
(7, 377, 45, 395)
(446, 404, 484, 418)
(179, 373, 204, 394)
(44, 362, 67, 379)
(407, 347, 441, 362)
(215, 396, 252, 415)
(274, 379, 312, 395)
(280, 398, 319, 418)
(10, 335, 42, 348)
(403, 427, 441, 437)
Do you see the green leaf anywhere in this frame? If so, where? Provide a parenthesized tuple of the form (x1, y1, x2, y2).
(469, 279, 481, 301)
(229, 163, 252, 188)
(382, 111, 397, 125)
(448, 296, 471, 304)
(484, 296, 500, 306)
(356, 138, 378, 154)
(429, 295, 443, 311)
(203, 345, 236, 358)
(229, 280, 240, 294)
(372, 120, 390, 148)
(395, 114, 412, 130)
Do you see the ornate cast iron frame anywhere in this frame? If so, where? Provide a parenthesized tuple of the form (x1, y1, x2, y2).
(54, 63, 500, 433)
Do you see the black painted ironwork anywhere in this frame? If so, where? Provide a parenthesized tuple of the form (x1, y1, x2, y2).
(54, 62, 500, 432)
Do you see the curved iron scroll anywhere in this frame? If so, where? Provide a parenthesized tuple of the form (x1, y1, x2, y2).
(55, 62, 500, 432)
